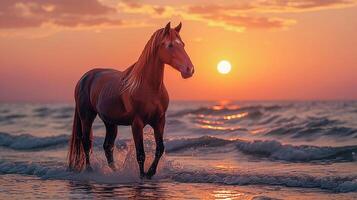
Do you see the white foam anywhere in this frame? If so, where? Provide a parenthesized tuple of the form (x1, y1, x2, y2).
(0, 132, 173, 184)
(165, 136, 357, 162)
(166, 169, 357, 193)
(1, 157, 356, 192)
(1, 131, 356, 162)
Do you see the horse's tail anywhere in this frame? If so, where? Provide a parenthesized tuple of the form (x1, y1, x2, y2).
(68, 106, 85, 171)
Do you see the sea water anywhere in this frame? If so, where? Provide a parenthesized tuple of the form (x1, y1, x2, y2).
(0, 101, 356, 199)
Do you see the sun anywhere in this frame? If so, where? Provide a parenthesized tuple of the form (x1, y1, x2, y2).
(217, 60, 231, 74)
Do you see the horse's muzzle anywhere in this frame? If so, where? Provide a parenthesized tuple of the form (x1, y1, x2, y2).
(181, 66, 194, 79)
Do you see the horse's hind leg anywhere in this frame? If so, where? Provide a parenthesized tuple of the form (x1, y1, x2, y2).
(80, 113, 96, 171)
(103, 122, 118, 171)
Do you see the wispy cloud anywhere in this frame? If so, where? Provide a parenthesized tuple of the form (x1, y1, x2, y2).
(257, 0, 357, 12)
(187, 0, 357, 14)
(189, 14, 295, 32)
(116, 0, 173, 17)
(184, 5, 294, 32)
(0, 0, 122, 29)
(117, 1, 295, 32)
(182, 0, 356, 31)
(0, 0, 356, 34)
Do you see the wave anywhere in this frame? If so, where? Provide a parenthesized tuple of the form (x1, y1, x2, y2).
(166, 136, 357, 162)
(168, 104, 357, 141)
(0, 114, 27, 124)
(262, 115, 357, 140)
(235, 140, 357, 162)
(165, 136, 234, 152)
(0, 160, 141, 184)
(0, 160, 356, 193)
(167, 169, 357, 193)
(33, 106, 73, 119)
(0, 132, 129, 151)
(0, 132, 68, 150)
(169, 104, 283, 118)
(1, 132, 356, 162)
(266, 125, 357, 139)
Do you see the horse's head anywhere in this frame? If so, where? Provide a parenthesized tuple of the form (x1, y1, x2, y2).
(158, 22, 194, 79)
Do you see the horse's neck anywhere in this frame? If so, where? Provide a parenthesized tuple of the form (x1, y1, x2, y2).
(123, 63, 136, 74)
(141, 56, 165, 91)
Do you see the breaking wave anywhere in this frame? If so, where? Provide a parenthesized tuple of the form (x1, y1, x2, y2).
(234, 139, 357, 162)
(168, 169, 357, 193)
(2, 132, 355, 163)
(166, 136, 357, 162)
(0, 160, 356, 193)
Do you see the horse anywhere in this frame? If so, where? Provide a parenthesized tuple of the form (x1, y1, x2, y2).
(68, 22, 194, 179)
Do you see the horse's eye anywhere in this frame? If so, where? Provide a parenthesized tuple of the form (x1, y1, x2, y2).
(168, 43, 173, 48)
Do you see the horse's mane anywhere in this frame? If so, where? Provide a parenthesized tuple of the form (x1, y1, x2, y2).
(121, 28, 165, 94)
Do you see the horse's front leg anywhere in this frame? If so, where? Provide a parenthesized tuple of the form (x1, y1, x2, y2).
(131, 118, 145, 178)
(146, 117, 165, 179)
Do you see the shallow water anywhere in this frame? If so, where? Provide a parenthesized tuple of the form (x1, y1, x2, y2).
(0, 101, 356, 199)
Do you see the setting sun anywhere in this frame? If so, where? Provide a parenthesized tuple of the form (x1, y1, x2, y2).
(217, 60, 232, 74)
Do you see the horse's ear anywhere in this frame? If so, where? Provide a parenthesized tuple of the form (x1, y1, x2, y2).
(175, 22, 182, 33)
(164, 22, 171, 36)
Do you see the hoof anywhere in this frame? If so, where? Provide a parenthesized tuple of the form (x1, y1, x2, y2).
(109, 164, 117, 171)
(145, 170, 156, 179)
(139, 172, 146, 179)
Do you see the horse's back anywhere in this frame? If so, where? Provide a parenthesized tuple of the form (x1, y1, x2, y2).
(75, 68, 124, 112)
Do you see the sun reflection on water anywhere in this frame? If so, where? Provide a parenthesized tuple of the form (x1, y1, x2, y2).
(250, 128, 266, 135)
(199, 125, 240, 131)
(211, 189, 246, 200)
(223, 112, 248, 120)
(212, 104, 240, 111)
(196, 119, 225, 125)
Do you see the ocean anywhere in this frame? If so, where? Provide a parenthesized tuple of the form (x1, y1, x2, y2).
(0, 101, 356, 199)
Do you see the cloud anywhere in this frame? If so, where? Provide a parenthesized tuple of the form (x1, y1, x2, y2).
(1, 0, 356, 34)
(194, 14, 296, 32)
(123, 2, 275, 34)
(180, 0, 356, 31)
(118, 1, 295, 32)
(257, 0, 357, 12)
(185, 4, 295, 31)
(187, 4, 253, 14)
(117, 0, 168, 16)
(187, 0, 357, 14)
(0, 0, 122, 29)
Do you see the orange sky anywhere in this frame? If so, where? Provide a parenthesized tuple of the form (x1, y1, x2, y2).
(0, 0, 357, 102)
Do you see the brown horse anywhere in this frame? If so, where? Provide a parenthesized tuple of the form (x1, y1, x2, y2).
(68, 22, 194, 179)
